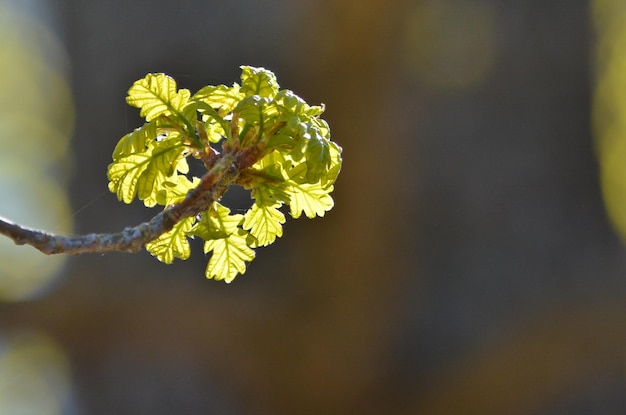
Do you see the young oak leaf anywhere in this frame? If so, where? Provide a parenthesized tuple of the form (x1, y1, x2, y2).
(112, 121, 157, 159)
(107, 153, 150, 204)
(321, 140, 343, 188)
(304, 130, 331, 183)
(274, 89, 324, 119)
(146, 216, 195, 264)
(107, 141, 186, 205)
(126, 73, 191, 122)
(192, 84, 244, 115)
(191, 203, 244, 237)
(188, 203, 255, 282)
(189, 203, 243, 247)
(251, 151, 294, 183)
(206, 120, 230, 143)
(203, 229, 256, 283)
(137, 143, 188, 207)
(104, 67, 342, 282)
(155, 175, 200, 206)
(233, 95, 277, 126)
(240, 66, 279, 98)
(242, 203, 285, 247)
(287, 182, 335, 219)
(280, 136, 341, 188)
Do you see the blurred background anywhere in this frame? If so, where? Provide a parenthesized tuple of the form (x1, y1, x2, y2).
(1, 0, 626, 413)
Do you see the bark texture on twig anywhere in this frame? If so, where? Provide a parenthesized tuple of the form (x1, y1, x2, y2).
(0, 153, 237, 255)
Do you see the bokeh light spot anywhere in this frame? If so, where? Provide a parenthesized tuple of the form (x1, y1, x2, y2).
(593, 0, 626, 241)
(0, 331, 73, 415)
(0, 2, 74, 301)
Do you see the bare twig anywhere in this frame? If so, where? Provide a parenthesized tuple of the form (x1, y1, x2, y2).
(0, 153, 237, 255)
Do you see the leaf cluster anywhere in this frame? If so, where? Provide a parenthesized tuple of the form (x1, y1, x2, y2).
(107, 66, 342, 282)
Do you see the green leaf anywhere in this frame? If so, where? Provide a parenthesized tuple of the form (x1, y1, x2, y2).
(203, 229, 256, 283)
(287, 182, 335, 219)
(113, 121, 157, 159)
(203, 119, 227, 143)
(321, 140, 343, 187)
(251, 181, 291, 204)
(243, 190, 286, 246)
(155, 175, 200, 206)
(305, 105, 325, 117)
(243, 204, 285, 246)
(233, 95, 280, 127)
(304, 130, 331, 183)
(126, 73, 191, 122)
(268, 121, 341, 187)
(240, 66, 279, 98)
(108, 68, 342, 281)
(138, 143, 187, 206)
(274, 89, 308, 116)
(192, 83, 244, 115)
(274, 89, 324, 119)
(252, 151, 292, 181)
(281, 156, 308, 184)
(107, 140, 186, 206)
(264, 129, 296, 152)
(146, 216, 195, 264)
(195, 102, 231, 139)
(233, 95, 266, 124)
(107, 153, 150, 204)
(311, 117, 331, 140)
(190, 203, 244, 240)
(190, 203, 256, 282)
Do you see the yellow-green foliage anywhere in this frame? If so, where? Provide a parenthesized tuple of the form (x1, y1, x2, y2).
(107, 67, 342, 282)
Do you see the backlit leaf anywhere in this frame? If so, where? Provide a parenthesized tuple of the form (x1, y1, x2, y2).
(274, 89, 324, 118)
(137, 142, 187, 206)
(240, 66, 279, 98)
(252, 151, 292, 181)
(112, 121, 157, 159)
(192, 84, 244, 115)
(321, 140, 343, 187)
(155, 175, 200, 206)
(107, 153, 150, 204)
(107, 66, 342, 282)
(288, 182, 335, 219)
(304, 130, 331, 183)
(190, 203, 244, 240)
(126, 73, 191, 122)
(107, 140, 186, 206)
(233, 95, 270, 126)
(243, 203, 285, 246)
(146, 216, 195, 264)
(204, 230, 255, 282)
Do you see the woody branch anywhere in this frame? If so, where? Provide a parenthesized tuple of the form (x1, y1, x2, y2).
(0, 153, 237, 256)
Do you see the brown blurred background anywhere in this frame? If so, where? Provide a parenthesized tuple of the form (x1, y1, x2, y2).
(1, 0, 626, 414)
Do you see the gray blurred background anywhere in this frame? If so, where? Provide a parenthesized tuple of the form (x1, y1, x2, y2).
(1, 0, 626, 414)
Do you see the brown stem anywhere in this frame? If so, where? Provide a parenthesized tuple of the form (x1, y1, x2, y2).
(0, 153, 237, 255)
